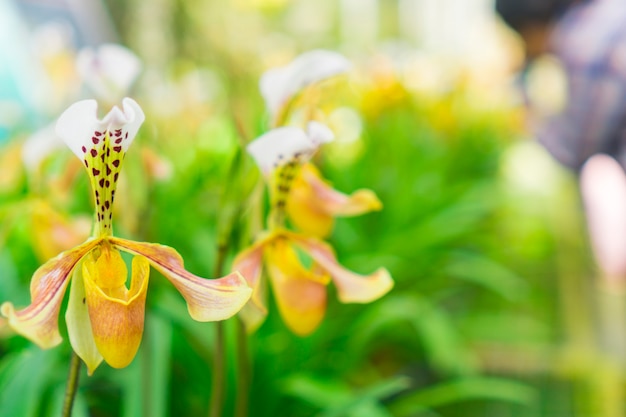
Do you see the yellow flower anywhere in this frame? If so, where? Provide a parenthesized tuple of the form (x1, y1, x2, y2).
(233, 229, 392, 335)
(1, 99, 251, 374)
(239, 122, 392, 335)
(247, 123, 382, 236)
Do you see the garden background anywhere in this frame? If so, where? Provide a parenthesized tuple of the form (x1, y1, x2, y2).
(0, 0, 618, 416)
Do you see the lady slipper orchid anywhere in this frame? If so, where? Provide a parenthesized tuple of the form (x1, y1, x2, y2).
(233, 229, 392, 335)
(1, 98, 251, 374)
(237, 122, 392, 335)
(260, 50, 351, 125)
(248, 122, 382, 237)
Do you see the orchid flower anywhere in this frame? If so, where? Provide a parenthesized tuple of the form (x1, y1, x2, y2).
(260, 50, 351, 126)
(257, 50, 379, 237)
(233, 229, 392, 335)
(236, 123, 392, 335)
(248, 121, 382, 237)
(76, 44, 142, 105)
(1, 98, 251, 374)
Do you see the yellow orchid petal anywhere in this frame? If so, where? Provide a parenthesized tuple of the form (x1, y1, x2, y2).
(265, 237, 328, 336)
(233, 243, 268, 333)
(0, 238, 101, 348)
(65, 262, 103, 375)
(287, 164, 382, 238)
(289, 232, 393, 303)
(83, 250, 149, 369)
(110, 237, 252, 321)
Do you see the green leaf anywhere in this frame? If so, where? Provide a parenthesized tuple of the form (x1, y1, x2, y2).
(445, 252, 529, 302)
(389, 377, 536, 416)
(0, 347, 59, 417)
(349, 295, 476, 375)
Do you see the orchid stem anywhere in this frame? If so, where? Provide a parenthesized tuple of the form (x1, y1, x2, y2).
(208, 241, 229, 417)
(234, 318, 250, 417)
(61, 352, 82, 417)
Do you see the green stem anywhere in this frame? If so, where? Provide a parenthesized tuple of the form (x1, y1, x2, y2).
(208, 242, 229, 417)
(234, 318, 250, 417)
(61, 352, 82, 417)
(142, 315, 152, 417)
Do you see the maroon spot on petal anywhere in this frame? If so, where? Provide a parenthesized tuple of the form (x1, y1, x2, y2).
(114, 173, 119, 182)
(106, 165, 112, 175)
(101, 205, 105, 212)
(112, 160, 120, 167)
(113, 146, 122, 152)
(105, 180, 110, 188)
(97, 213, 101, 221)
(109, 212, 113, 219)
(125, 132, 129, 139)
(115, 129, 122, 137)
(99, 178, 105, 187)
(92, 137, 99, 144)
(115, 137, 122, 144)
(96, 198, 100, 205)
(84, 160, 89, 168)
(92, 168, 100, 176)
(81, 146, 86, 153)
(94, 131, 102, 137)
(90, 149, 97, 157)
(107, 148, 110, 157)
(95, 190, 99, 197)
(105, 201, 110, 209)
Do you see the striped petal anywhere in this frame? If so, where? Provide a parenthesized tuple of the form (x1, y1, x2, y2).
(265, 237, 329, 335)
(0, 238, 101, 348)
(83, 251, 149, 368)
(232, 243, 268, 333)
(110, 238, 252, 321)
(65, 261, 103, 375)
(56, 98, 145, 235)
(289, 233, 393, 303)
(287, 163, 382, 237)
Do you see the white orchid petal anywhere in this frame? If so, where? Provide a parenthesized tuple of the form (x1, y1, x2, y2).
(260, 50, 351, 117)
(77, 44, 142, 102)
(306, 121, 335, 145)
(259, 69, 292, 119)
(55, 99, 103, 160)
(118, 98, 145, 152)
(247, 127, 317, 174)
(55, 98, 145, 160)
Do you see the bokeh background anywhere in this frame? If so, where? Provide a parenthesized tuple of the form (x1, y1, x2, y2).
(0, 0, 618, 416)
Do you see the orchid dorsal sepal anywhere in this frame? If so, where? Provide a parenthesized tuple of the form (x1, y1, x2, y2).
(56, 98, 145, 236)
(56, 98, 144, 160)
(260, 50, 351, 124)
(77, 44, 142, 104)
(247, 122, 335, 176)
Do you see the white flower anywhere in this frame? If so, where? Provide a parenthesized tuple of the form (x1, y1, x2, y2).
(77, 44, 142, 103)
(247, 121, 334, 175)
(260, 50, 351, 120)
